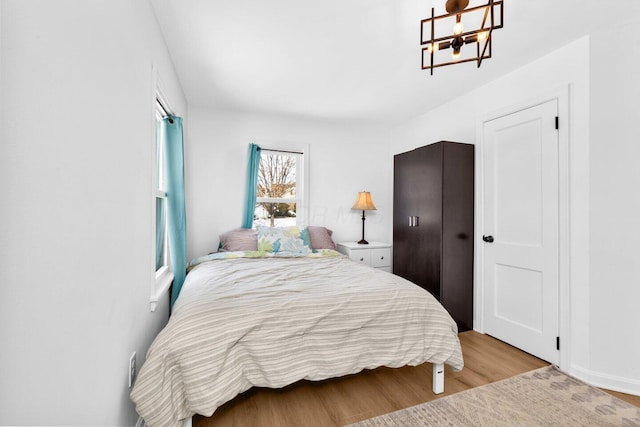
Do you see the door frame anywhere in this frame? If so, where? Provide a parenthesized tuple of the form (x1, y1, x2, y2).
(475, 85, 570, 370)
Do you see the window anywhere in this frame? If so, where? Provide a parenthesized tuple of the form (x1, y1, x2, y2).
(155, 102, 168, 272)
(254, 148, 307, 228)
(151, 96, 173, 310)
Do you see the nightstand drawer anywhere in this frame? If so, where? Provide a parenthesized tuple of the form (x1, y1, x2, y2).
(347, 250, 371, 265)
(370, 248, 391, 268)
(336, 242, 392, 271)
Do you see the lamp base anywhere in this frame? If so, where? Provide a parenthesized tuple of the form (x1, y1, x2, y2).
(357, 210, 370, 245)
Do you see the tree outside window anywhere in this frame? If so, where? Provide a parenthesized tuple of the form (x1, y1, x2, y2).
(254, 150, 301, 227)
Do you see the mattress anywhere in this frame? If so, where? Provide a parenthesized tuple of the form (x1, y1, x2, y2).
(130, 251, 463, 427)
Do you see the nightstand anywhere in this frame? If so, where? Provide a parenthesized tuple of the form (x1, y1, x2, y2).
(336, 241, 392, 272)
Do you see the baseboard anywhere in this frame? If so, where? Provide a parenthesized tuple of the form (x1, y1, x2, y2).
(135, 416, 146, 427)
(570, 364, 640, 396)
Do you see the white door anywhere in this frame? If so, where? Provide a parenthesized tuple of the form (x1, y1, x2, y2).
(482, 100, 559, 364)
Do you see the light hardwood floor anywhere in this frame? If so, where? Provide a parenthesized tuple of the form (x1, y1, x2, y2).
(194, 331, 640, 426)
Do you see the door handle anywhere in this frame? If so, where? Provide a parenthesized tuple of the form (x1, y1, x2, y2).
(482, 235, 494, 243)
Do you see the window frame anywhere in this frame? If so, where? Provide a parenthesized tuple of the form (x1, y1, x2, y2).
(150, 77, 174, 311)
(254, 145, 309, 228)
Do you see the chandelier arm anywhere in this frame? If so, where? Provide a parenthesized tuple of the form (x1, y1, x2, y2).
(477, 36, 492, 67)
(426, 56, 485, 70)
(480, 3, 490, 29)
(431, 7, 435, 74)
(490, 0, 495, 30)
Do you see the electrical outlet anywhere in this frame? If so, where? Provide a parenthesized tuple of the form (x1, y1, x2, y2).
(129, 352, 137, 388)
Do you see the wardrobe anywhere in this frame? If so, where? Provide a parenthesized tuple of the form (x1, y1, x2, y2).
(393, 141, 474, 332)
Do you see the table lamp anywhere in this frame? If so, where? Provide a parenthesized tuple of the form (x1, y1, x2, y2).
(352, 191, 376, 244)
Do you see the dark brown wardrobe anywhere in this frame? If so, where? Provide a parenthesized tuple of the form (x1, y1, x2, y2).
(393, 141, 474, 332)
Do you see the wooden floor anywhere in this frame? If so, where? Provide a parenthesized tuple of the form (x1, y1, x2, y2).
(194, 331, 640, 427)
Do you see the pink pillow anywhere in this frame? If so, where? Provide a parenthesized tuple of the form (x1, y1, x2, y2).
(307, 226, 336, 250)
(219, 228, 258, 252)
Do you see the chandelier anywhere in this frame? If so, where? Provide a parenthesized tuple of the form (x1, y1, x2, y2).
(421, 0, 503, 75)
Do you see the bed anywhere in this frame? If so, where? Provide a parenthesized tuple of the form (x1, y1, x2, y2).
(131, 244, 464, 427)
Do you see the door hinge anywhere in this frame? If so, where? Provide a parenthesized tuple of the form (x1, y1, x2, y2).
(556, 336, 560, 350)
(555, 116, 559, 130)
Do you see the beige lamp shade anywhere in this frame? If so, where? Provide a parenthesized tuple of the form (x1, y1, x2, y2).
(352, 191, 377, 211)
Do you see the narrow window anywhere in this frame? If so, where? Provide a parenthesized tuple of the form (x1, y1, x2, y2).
(155, 100, 169, 275)
(151, 97, 173, 310)
(254, 149, 305, 228)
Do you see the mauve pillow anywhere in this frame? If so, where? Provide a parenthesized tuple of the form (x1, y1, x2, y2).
(219, 228, 258, 252)
(307, 226, 336, 250)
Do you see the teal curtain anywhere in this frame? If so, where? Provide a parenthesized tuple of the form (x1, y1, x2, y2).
(242, 143, 261, 228)
(162, 116, 187, 309)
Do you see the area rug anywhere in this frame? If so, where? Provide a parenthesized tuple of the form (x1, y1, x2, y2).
(346, 366, 640, 426)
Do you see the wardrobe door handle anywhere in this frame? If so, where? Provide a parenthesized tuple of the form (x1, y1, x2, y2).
(482, 235, 494, 243)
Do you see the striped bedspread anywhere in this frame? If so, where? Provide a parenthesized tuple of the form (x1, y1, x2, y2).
(130, 253, 464, 427)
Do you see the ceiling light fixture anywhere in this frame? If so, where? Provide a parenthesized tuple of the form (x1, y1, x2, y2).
(421, 0, 503, 75)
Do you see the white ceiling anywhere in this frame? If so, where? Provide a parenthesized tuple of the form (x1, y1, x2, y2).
(149, 0, 634, 125)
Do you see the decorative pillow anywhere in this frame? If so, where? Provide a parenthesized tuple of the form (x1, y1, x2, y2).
(219, 228, 258, 252)
(307, 226, 336, 250)
(256, 226, 312, 254)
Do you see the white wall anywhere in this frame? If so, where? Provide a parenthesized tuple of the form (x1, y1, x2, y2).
(185, 109, 393, 260)
(0, 1, 186, 425)
(392, 32, 640, 394)
(586, 20, 640, 390)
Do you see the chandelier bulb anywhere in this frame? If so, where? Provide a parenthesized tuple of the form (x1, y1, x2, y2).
(453, 21, 464, 35)
(477, 31, 489, 41)
(452, 48, 461, 60)
(427, 42, 440, 53)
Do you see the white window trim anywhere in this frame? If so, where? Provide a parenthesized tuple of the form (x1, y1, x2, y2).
(256, 144, 310, 227)
(150, 67, 175, 311)
(258, 197, 298, 203)
(152, 266, 173, 311)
